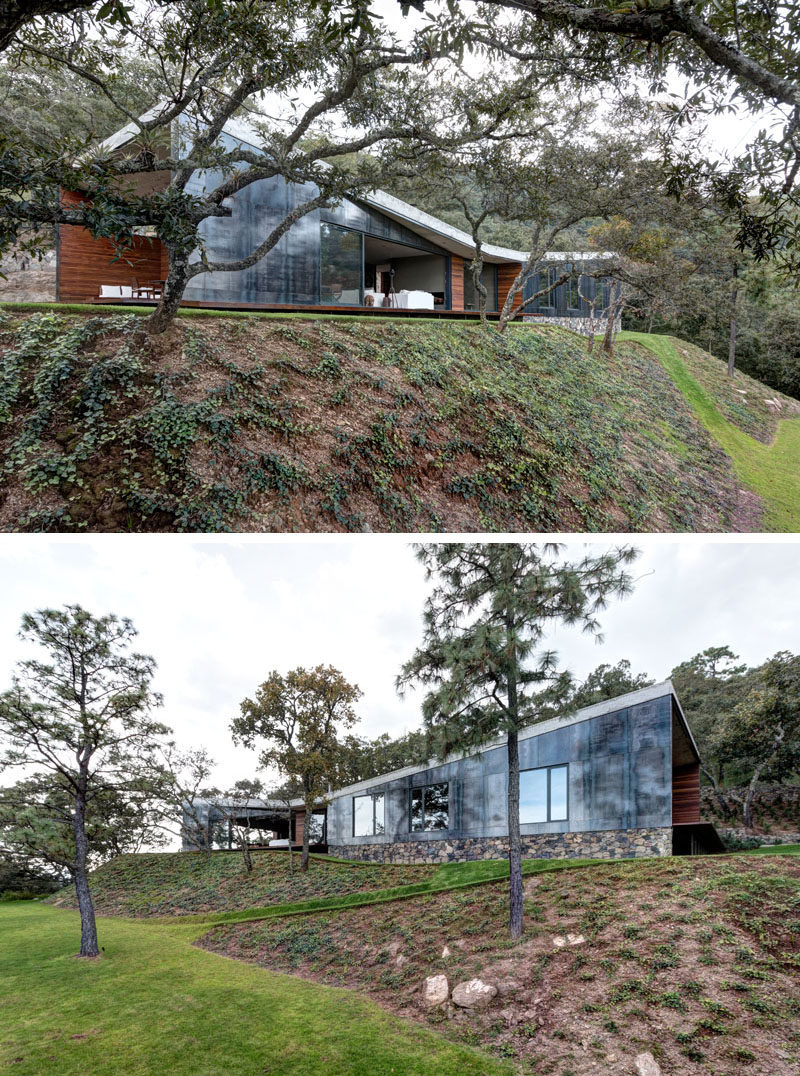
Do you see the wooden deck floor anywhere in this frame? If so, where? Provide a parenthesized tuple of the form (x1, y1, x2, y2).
(92, 297, 526, 321)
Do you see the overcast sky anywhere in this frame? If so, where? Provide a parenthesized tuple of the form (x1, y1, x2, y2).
(1, 537, 798, 790)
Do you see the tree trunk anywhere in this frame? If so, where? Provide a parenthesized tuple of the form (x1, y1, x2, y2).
(727, 265, 739, 378)
(300, 801, 311, 872)
(602, 281, 622, 356)
(506, 727, 523, 940)
(504, 597, 523, 941)
(145, 250, 190, 335)
(72, 793, 100, 958)
(743, 724, 784, 828)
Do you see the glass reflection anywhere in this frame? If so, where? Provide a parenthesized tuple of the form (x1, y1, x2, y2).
(320, 223, 362, 305)
(520, 768, 548, 823)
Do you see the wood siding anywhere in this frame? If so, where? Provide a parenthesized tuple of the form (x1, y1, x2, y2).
(58, 189, 167, 302)
(497, 262, 523, 314)
(672, 763, 701, 824)
(450, 256, 464, 310)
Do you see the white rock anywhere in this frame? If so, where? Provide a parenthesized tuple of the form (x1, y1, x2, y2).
(635, 1052, 662, 1076)
(566, 933, 586, 946)
(441, 945, 451, 959)
(421, 974, 450, 1007)
(552, 936, 567, 948)
(395, 953, 407, 968)
(451, 978, 498, 1009)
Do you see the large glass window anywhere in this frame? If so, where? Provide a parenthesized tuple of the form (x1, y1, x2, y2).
(305, 811, 326, 844)
(410, 783, 449, 831)
(320, 222, 362, 305)
(463, 264, 497, 311)
(519, 765, 568, 823)
(353, 792, 385, 837)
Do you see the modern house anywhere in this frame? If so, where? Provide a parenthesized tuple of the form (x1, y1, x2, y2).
(183, 682, 722, 861)
(57, 115, 613, 328)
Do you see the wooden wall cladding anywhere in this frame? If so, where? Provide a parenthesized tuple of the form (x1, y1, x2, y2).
(450, 255, 464, 310)
(58, 189, 167, 302)
(672, 763, 701, 824)
(497, 262, 523, 314)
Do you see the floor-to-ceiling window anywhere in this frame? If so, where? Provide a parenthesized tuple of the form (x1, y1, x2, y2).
(463, 264, 498, 311)
(320, 223, 363, 305)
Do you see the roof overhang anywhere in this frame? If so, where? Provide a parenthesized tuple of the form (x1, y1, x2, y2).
(92, 110, 618, 267)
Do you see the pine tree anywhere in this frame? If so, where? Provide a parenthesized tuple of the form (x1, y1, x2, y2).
(398, 543, 637, 939)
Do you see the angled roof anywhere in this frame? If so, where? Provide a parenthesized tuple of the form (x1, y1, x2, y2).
(95, 112, 616, 266)
(328, 680, 697, 799)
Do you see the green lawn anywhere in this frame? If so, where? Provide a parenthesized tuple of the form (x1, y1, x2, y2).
(0, 901, 512, 1076)
(625, 332, 800, 531)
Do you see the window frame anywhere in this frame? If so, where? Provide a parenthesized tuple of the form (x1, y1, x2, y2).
(519, 764, 569, 824)
(352, 791, 385, 837)
(409, 781, 450, 833)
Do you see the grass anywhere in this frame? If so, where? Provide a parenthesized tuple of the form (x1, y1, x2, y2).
(0, 311, 744, 532)
(625, 332, 800, 531)
(0, 901, 513, 1076)
(199, 854, 800, 1074)
(49, 849, 608, 926)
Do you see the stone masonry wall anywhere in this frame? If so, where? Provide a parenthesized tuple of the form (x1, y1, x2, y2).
(329, 827, 672, 865)
(522, 315, 621, 337)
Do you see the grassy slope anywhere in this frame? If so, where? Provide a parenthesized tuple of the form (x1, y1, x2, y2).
(0, 902, 511, 1076)
(626, 332, 800, 531)
(1, 308, 749, 532)
(47, 850, 435, 918)
(47, 849, 603, 926)
(201, 854, 800, 1076)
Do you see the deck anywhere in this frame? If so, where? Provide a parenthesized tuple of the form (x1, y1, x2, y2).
(92, 297, 528, 321)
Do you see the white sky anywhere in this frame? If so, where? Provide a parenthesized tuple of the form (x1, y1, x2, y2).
(1, 536, 798, 790)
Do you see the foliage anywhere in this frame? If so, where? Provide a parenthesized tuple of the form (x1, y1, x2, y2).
(568, 660, 653, 711)
(0, 604, 170, 955)
(672, 646, 800, 828)
(200, 854, 800, 1073)
(231, 665, 361, 870)
(397, 543, 638, 937)
(337, 728, 429, 784)
(1, 0, 541, 332)
(0, 313, 759, 533)
(0, 852, 64, 897)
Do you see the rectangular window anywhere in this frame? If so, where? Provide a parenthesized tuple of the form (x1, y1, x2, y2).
(320, 222, 362, 305)
(519, 765, 568, 823)
(409, 782, 449, 831)
(353, 792, 385, 837)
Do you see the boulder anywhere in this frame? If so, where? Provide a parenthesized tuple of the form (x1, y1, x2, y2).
(451, 978, 498, 1009)
(421, 974, 450, 1007)
(635, 1052, 662, 1076)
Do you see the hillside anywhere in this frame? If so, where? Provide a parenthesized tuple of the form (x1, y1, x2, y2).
(3, 306, 799, 532)
(200, 854, 800, 1075)
(49, 850, 434, 917)
(40, 847, 800, 1075)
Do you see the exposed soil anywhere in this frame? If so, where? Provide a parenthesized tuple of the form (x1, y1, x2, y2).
(199, 855, 800, 1076)
(0, 312, 747, 532)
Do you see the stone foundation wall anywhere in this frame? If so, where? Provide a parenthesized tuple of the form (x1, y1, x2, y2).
(522, 315, 621, 337)
(329, 827, 672, 864)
